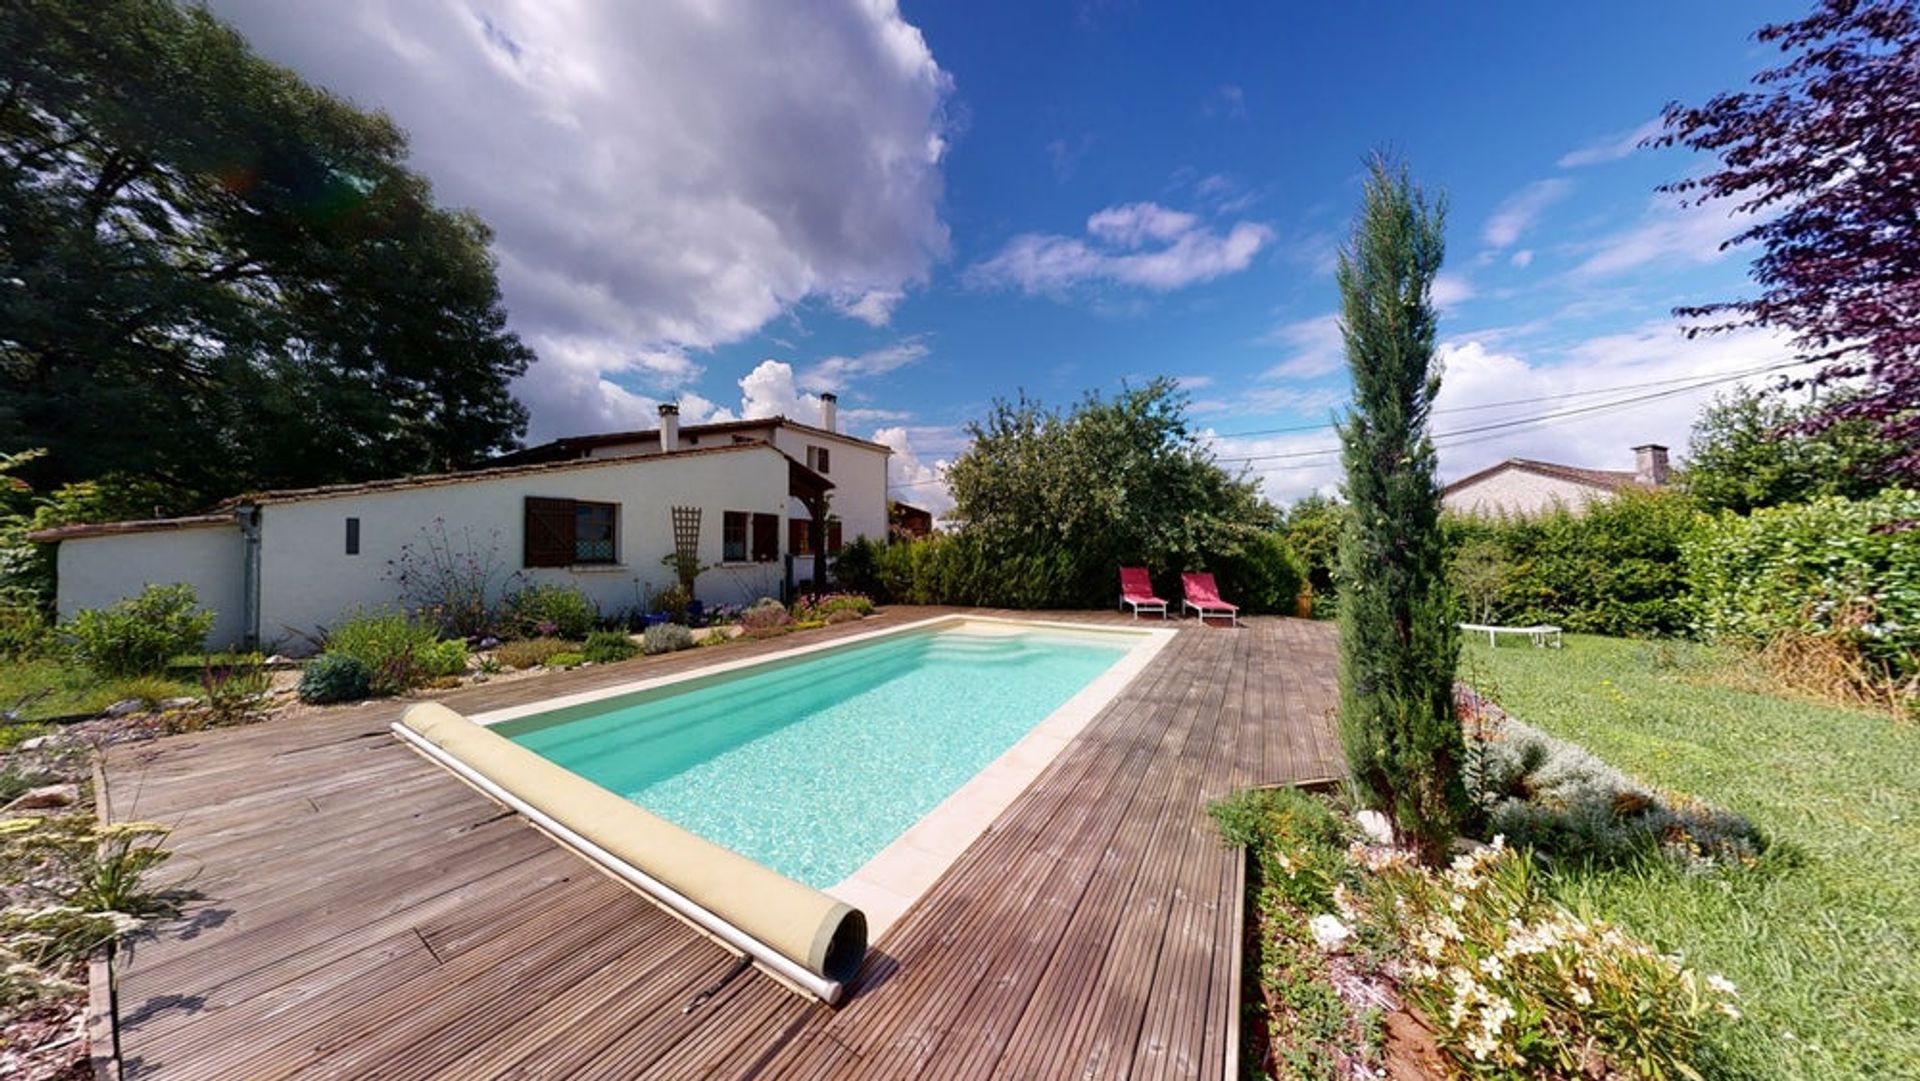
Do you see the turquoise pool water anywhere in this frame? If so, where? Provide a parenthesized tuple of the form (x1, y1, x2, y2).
(497, 623, 1134, 888)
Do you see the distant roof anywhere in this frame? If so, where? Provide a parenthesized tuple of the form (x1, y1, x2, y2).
(1442, 457, 1650, 497)
(28, 513, 233, 543)
(30, 441, 828, 541)
(496, 415, 892, 467)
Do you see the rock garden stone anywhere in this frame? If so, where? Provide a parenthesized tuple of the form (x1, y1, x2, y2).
(4, 783, 80, 811)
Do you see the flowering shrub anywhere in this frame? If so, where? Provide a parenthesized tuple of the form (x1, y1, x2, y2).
(1354, 838, 1739, 1078)
(790, 592, 874, 622)
(502, 584, 599, 640)
(1213, 788, 1742, 1080)
(384, 520, 526, 638)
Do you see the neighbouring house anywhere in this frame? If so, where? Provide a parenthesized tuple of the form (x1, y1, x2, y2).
(889, 500, 934, 540)
(30, 396, 891, 651)
(1442, 444, 1670, 517)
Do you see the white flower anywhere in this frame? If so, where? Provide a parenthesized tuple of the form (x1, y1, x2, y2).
(1479, 954, 1506, 981)
(1707, 974, 1739, 997)
(1309, 914, 1352, 952)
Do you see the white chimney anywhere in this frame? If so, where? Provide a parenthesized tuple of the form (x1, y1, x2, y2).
(1633, 443, 1669, 486)
(658, 403, 680, 453)
(819, 392, 838, 433)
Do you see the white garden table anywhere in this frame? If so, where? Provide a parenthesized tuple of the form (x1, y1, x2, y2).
(1459, 622, 1563, 648)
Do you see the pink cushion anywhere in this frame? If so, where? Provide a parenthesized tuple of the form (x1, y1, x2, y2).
(1182, 572, 1237, 608)
(1119, 567, 1164, 602)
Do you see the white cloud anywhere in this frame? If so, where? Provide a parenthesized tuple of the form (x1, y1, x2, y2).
(738, 359, 825, 424)
(1213, 320, 1799, 505)
(1430, 321, 1798, 481)
(969, 201, 1272, 295)
(1431, 273, 1475, 311)
(1087, 203, 1200, 248)
(1570, 194, 1749, 280)
(1259, 313, 1345, 380)
(1558, 117, 1665, 168)
(1510, 249, 1534, 269)
(873, 425, 956, 517)
(833, 289, 907, 327)
(205, 0, 952, 442)
(799, 338, 931, 392)
(1482, 179, 1572, 249)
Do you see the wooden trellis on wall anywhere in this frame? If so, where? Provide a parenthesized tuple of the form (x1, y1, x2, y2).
(670, 506, 702, 589)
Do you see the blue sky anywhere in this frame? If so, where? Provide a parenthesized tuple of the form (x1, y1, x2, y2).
(210, 1, 1808, 508)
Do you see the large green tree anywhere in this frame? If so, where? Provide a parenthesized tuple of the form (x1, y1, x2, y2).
(1334, 158, 1467, 865)
(1682, 387, 1893, 515)
(943, 378, 1295, 610)
(0, 0, 532, 509)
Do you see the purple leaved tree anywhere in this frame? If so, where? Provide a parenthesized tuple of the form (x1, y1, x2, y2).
(1655, 0, 1920, 480)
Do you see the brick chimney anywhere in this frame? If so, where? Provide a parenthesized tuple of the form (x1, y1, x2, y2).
(658, 403, 680, 453)
(1633, 443, 1669, 487)
(819, 392, 838, 433)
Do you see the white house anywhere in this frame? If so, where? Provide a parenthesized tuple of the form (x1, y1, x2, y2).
(1442, 444, 1670, 517)
(32, 397, 891, 651)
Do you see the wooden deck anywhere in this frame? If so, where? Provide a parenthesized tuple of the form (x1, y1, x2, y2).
(99, 608, 1340, 1080)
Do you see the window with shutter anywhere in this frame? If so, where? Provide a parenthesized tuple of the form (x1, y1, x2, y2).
(827, 519, 843, 555)
(789, 519, 811, 555)
(574, 501, 617, 563)
(524, 497, 577, 567)
(751, 512, 779, 563)
(723, 511, 749, 562)
(806, 445, 831, 474)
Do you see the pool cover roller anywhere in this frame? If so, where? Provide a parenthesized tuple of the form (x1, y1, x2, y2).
(395, 702, 867, 1001)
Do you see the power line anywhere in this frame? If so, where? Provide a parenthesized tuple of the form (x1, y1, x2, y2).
(1210, 360, 1808, 466)
(1204, 357, 1812, 441)
(887, 356, 1810, 489)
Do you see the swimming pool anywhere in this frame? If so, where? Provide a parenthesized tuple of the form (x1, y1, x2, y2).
(491, 619, 1148, 890)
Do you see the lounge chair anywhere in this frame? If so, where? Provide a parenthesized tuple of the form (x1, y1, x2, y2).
(1181, 571, 1240, 627)
(1118, 566, 1168, 619)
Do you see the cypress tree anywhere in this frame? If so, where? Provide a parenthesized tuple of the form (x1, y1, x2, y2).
(1333, 156, 1468, 865)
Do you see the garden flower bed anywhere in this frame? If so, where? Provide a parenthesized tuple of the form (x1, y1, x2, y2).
(1217, 785, 1743, 1080)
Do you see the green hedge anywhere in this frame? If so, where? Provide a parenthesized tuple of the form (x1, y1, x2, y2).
(1685, 490, 1919, 684)
(860, 526, 1304, 614)
(1443, 490, 1699, 637)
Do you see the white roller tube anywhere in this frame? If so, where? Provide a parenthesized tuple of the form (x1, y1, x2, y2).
(391, 709, 862, 1003)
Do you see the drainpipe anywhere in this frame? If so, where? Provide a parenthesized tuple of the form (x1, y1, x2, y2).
(236, 504, 262, 651)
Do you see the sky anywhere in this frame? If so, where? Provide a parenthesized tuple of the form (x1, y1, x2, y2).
(206, 0, 1812, 513)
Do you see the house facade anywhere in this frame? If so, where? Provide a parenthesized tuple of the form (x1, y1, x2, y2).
(34, 399, 892, 651)
(1442, 444, 1670, 517)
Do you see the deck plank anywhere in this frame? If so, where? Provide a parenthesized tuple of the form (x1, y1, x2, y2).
(100, 608, 1340, 1080)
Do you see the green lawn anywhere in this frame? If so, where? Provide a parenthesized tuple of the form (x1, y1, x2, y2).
(1465, 635, 1919, 1080)
(0, 654, 196, 732)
